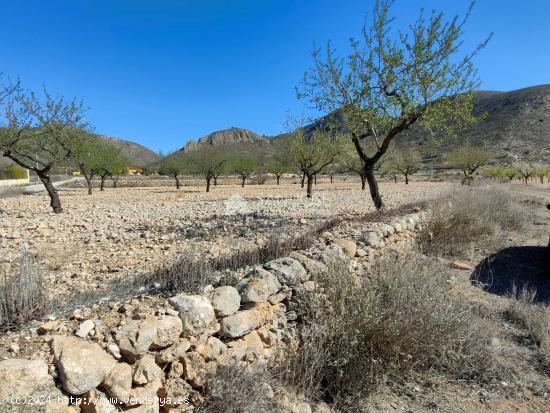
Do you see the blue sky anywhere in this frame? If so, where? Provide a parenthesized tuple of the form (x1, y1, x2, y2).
(1, 0, 549, 152)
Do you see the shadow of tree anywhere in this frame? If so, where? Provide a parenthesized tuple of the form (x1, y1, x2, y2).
(471, 246, 550, 303)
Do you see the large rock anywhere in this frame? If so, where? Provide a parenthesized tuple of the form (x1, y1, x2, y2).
(115, 318, 159, 363)
(155, 339, 191, 364)
(247, 266, 281, 295)
(211, 286, 240, 317)
(333, 239, 357, 257)
(51, 335, 117, 395)
(238, 277, 269, 303)
(0, 358, 69, 413)
(219, 303, 274, 338)
(152, 316, 182, 349)
(264, 258, 307, 286)
(168, 295, 215, 336)
(363, 232, 380, 248)
(133, 355, 162, 385)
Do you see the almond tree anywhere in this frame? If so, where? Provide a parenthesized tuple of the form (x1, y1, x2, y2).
(159, 151, 189, 189)
(285, 128, 343, 198)
(0, 80, 89, 213)
(298, 0, 489, 208)
(189, 146, 227, 192)
(514, 162, 536, 185)
(230, 156, 257, 187)
(94, 142, 128, 191)
(70, 132, 103, 195)
(392, 147, 422, 185)
(448, 145, 491, 184)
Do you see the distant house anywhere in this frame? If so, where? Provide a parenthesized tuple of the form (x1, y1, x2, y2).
(127, 167, 143, 176)
(71, 170, 81, 176)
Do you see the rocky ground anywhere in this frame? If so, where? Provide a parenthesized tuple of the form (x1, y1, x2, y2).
(0, 181, 447, 302)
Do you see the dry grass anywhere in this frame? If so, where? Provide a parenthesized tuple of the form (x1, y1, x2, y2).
(0, 243, 50, 331)
(419, 186, 524, 258)
(503, 286, 550, 371)
(196, 364, 284, 413)
(281, 252, 495, 410)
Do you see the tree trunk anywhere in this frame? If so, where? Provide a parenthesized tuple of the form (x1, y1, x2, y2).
(330, 175, 333, 184)
(314, 175, 317, 185)
(111, 176, 119, 188)
(84, 175, 93, 195)
(214, 176, 218, 186)
(365, 166, 384, 209)
(306, 174, 314, 198)
(100, 176, 107, 191)
(540, 176, 544, 184)
(206, 176, 211, 192)
(241, 176, 246, 187)
(360, 174, 366, 190)
(175, 175, 181, 189)
(393, 174, 397, 184)
(405, 174, 409, 185)
(276, 175, 280, 185)
(39, 173, 63, 213)
(301, 172, 305, 188)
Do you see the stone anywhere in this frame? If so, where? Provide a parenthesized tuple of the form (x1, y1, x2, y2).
(451, 261, 474, 271)
(219, 303, 273, 338)
(182, 352, 212, 388)
(37, 320, 58, 335)
(363, 232, 380, 248)
(51, 335, 117, 395)
(106, 343, 121, 360)
(101, 362, 133, 402)
(155, 339, 191, 364)
(211, 286, 240, 317)
(152, 316, 182, 349)
(158, 378, 192, 408)
(289, 251, 328, 276)
(0, 358, 69, 413)
(393, 222, 403, 233)
(168, 295, 215, 336)
(333, 238, 357, 257)
(76, 320, 95, 338)
(133, 355, 162, 385)
(321, 244, 346, 262)
(238, 277, 269, 303)
(264, 257, 307, 286)
(80, 389, 117, 413)
(115, 318, 159, 363)
(247, 266, 281, 295)
(196, 336, 227, 361)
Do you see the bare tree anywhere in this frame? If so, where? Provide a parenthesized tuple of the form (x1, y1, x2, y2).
(0, 80, 89, 213)
(298, 0, 489, 208)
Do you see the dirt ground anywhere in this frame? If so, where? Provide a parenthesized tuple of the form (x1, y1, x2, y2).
(0, 180, 448, 301)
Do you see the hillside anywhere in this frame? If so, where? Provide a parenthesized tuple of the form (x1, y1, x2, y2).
(182, 127, 268, 151)
(167, 85, 550, 166)
(97, 135, 161, 168)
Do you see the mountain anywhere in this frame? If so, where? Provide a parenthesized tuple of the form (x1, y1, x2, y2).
(182, 128, 269, 151)
(98, 135, 161, 168)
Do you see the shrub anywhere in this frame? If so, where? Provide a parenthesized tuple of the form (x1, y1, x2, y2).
(281, 253, 494, 409)
(8, 166, 28, 179)
(503, 286, 550, 370)
(419, 186, 524, 258)
(0, 243, 50, 331)
(196, 364, 284, 413)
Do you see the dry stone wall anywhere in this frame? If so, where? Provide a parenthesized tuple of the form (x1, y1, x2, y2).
(0, 211, 425, 413)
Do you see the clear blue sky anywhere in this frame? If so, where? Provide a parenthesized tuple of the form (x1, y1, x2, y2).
(1, 0, 549, 152)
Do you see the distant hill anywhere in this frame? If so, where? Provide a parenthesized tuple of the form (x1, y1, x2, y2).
(182, 128, 269, 151)
(170, 85, 550, 166)
(97, 135, 161, 168)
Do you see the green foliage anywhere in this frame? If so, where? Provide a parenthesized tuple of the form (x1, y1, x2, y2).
(159, 151, 189, 177)
(229, 156, 257, 177)
(0, 165, 27, 180)
(448, 145, 491, 183)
